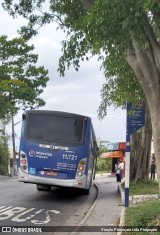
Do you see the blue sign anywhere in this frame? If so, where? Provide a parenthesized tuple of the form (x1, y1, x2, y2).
(125, 103, 145, 208)
(127, 103, 145, 135)
(107, 142, 119, 151)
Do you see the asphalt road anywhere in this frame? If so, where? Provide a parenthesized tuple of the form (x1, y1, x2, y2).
(0, 177, 97, 234)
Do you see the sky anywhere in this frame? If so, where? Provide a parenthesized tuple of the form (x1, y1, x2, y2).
(0, 4, 126, 148)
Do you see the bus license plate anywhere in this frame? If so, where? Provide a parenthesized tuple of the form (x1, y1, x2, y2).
(46, 171, 58, 176)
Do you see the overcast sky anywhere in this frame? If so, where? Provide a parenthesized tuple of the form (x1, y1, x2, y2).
(0, 5, 126, 147)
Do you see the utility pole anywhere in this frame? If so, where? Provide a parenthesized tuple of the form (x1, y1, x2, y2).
(11, 115, 22, 176)
(11, 114, 17, 176)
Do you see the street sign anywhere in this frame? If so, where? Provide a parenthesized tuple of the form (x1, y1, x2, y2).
(125, 102, 145, 207)
(107, 142, 119, 150)
(127, 103, 145, 134)
(107, 142, 126, 151)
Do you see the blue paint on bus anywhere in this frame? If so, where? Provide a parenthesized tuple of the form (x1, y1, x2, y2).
(18, 110, 98, 195)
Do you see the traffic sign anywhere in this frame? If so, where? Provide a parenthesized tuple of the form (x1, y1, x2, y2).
(125, 102, 145, 207)
(127, 103, 145, 135)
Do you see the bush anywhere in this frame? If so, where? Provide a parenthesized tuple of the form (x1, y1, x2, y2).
(123, 201, 160, 235)
(122, 181, 160, 235)
(121, 180, 159, 195)
(96, 157, 112, 172)
(96, 146, 112, 173)
(0, 133, 10, 175)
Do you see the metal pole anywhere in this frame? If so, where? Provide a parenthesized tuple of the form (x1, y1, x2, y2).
(11, 115, 17, 176)
(125, 102, 131, 208)
(125, 137, 130, 207)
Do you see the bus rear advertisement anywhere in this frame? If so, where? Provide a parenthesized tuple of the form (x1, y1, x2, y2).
(18, 110, 98, 195)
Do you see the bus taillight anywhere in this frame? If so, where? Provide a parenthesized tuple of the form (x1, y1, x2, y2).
(20, 151, 28, 173)
(21, 159, 26, 165)
(79, 166, 84, 171)
(76, 158, 86, 179)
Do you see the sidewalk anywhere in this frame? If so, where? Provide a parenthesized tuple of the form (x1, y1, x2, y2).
(71, 173, 124, 235)
(0, 175, 18, 182)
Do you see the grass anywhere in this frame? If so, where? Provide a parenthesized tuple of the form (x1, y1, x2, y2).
(121, 180, 160, 235)
(121, 179, 159, 195)
(122, 201, 160, 235)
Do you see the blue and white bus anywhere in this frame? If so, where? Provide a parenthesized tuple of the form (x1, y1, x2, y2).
(18, 110, 98, 195)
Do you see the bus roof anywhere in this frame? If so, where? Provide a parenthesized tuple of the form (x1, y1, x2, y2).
(24, 110, 91, 120)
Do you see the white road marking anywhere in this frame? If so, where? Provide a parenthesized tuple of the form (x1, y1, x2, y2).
(12, 208, 36, 222)
(35, 209, 44, 214)
(0, 206, 60, 224)
(0, 207, 26, 220)
(31, 210, 60, 225)
(0, 207, 12, 213)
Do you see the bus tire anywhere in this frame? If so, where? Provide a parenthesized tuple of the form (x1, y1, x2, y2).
(82, 188, 90, 195)
(37, 187, 44, 191)
(37, 185, 51, 191)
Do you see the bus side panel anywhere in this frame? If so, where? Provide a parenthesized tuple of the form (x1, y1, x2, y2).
(85, 124, 98, 189)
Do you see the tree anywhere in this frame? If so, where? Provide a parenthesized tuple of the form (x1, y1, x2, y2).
(0, 35, 49, 174)
(2, 0, 160, 192)
(0, 121, 10, 175)
(98, 66, 152, 182)
(96, 146, 112, 172)
(0, 35, 49, 118)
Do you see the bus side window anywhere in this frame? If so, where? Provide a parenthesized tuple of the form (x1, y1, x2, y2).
(22, 114, 26, 120)
(91, 129, 97, 157)
(93, 130, 98, 157)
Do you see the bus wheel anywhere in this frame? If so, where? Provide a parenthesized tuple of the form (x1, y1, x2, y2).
(37, 185, 51, 191)
(37, 186, 43, 191)
(82, 188, 90, 195)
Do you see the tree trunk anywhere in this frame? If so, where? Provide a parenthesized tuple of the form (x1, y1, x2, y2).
(126, 30, 160, 195)
(130, 103, 152, 182)
(151, 105, 160, 195)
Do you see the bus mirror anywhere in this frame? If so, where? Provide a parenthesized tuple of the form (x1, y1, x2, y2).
(22, 114, 26, 121)
(97, 147, 99, 153)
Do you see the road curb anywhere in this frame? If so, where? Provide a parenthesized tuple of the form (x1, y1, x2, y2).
(116, 184, 125, 235)
(78, 182, 99, 225)
(117, 207, 126, 235)
(69, 182, 99, 234)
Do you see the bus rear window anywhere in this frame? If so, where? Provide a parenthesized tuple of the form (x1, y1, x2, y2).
(26, 114, 85, 145)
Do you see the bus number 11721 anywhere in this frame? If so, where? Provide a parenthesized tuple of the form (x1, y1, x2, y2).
(62, 154, 78, 161)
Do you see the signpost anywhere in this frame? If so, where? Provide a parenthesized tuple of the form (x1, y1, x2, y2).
(106, 142, 119, 151)
(125, 103, 145, 207)
(11, 116, 22, 176)
(100, 140, 110, 147)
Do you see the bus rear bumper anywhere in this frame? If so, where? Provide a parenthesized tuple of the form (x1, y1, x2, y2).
(18, 169, 87, 189)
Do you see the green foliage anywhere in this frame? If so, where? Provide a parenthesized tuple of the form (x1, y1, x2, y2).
(0, 129, 10, 175)
(122, 180, 160, 234)
(121, 180, 159, 196)
(96, 157, 112, 172)
(2, 0, 160, 76)
(124, 201, 160, 234)
(96, 146, 112, 172)
(98, 146, 108, 155)
(97, 60, 145, 119)
(130, 180, 159, 196)
(2, 0, 154, 115)
(0, 35, 49, 119)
